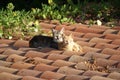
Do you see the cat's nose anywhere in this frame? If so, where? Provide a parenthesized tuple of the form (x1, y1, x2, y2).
(65, 41, 68, 44)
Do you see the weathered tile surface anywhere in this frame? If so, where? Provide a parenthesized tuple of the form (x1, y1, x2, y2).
(0, 22, 120, 80)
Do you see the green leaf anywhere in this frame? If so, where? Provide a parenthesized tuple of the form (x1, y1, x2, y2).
(0, 30, 3, 37)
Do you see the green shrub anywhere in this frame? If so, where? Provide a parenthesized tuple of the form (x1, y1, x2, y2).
(0, 3, 40, 39)
(37, 4, 75, 23)
(0, 1, 119, 39)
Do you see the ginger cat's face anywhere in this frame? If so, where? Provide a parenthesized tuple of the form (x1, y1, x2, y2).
(63, 34, 74, 45)
(52, 28, 64, 43)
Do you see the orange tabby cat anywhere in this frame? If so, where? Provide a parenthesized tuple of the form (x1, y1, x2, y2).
(58, 33, 83, 52)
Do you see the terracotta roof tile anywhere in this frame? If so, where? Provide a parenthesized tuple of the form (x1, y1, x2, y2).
(109, 68, 120, 73)
(76, 41, 96, 47)
(22, 76, 45, 80)
(64, 30, 73, 36)
(90, 76, 114, 80)
(72, 32, 84, 37)
(70, 23, 88, 28)
(102, 48, 120, 55)
(84, 52, 110, 59)
(96, 58, 118, 67)
(111, 39, 120, 45)
(0, 54, 8, 60)
(74, 37, 89, 42)
(13, 40, 29, 48)
(103, 29, 119, 34)
(0, 72, 22, 80)
(90, 25, 110, 30)
(40, 71, 65, 80)
(75, 26, 104, 34)
(25, 51, 48, 58)
(83, 70, 108, 77)
(0, 66, 18, 74)
(32, 57, 53, 65)
(0, 43, 9, 47)
(108, 72, 120, 80)
(57, 66, 84, 75)
(17, 69, 42, 77)
(0, 39, 15, 45)
(11, 62, 35, 70)
(117, 47, 120, 51)
(0, 60, 13, 67)
(118, 31, 120, 35)
(83, 33, 104, 39)
(52, 60, 76, 67)
(65, 30, 84, 37)
(90, 37, 112, 43)
(47, 50, 63, 54)
(40, 22, 56, 29)
(0, 48, 6, 54)
(34, 63, 58, 72)
(75, 62, 90, 70)
(64, 75, 89, 80)
(3, 49, 25, 56)
(83, 46, 101, 53)
(105, 34, 120, 40)
(62, 51, 83, 56)
(0, 44, 15, 53)
(112, 26, 120, 31)
(6, 54, 26, 62)
(109, 55, 120, 62)
(18, 47, 40, 52)
(55, 25, 75, 31)
(95, 43, 119, 49)
(117, 63, 120, 68)
(47, 53, 69, 61)
(68, 55, 89, 63)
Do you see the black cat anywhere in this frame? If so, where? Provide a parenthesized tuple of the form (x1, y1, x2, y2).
(29, 28, 64, 49)
(29, 35, 58, 49)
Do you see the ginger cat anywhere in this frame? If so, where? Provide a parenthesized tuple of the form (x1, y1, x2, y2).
(58, 33, 83, 52)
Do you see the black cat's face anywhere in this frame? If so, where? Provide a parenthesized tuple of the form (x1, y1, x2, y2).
(52, 28, 64, 43)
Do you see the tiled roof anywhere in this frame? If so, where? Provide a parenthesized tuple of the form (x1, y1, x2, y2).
(0, 22, 120, 80)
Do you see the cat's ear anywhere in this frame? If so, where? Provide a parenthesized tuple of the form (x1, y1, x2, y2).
(69, 33, 73, 38)
(51, 28, 56, 33)
(60, 27, 64, 33)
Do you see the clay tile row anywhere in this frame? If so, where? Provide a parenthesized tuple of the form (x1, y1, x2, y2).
(75, 26, 104, 34)
(105, 34, 120, 40)
(0, 72, 22, 80)
(2, 49, 25, 56)
(0, 22, 120, 80)
(13, 40, 29, 48)
(0, 39, 15, 45)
